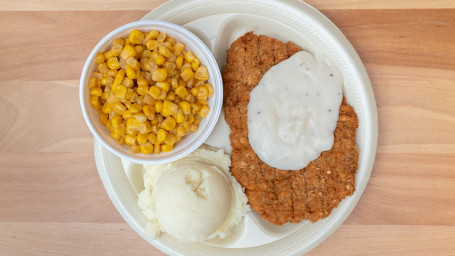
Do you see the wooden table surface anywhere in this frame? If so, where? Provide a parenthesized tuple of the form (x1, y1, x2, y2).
(1, 0, 455, 255)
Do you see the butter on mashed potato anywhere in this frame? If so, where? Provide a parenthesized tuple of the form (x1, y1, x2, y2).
(138, 147, 249, 243)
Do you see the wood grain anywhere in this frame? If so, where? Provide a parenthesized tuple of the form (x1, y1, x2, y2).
(1, 0, 455, 255)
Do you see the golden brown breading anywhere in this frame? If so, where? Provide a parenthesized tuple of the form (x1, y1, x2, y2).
(223, 32, 359, 225)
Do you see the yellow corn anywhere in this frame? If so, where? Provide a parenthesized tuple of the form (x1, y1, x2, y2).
(198, 105, 210, 118)
(104, 50, 113, 60)
(143, 104, 155, 118)
(125, 88, 134, 100)
(164, 133, 176, 146)
(148, 133, 157, 144)
(137, 84, 148, 96)
(90, 95, 100, 109)
(140, 142, 154, 154)
(132, 113, 147, 123)
(191, 58, 200, 71)
(120, 44, 137, 60)
(152, 52, 165, 66)
(149, 86, 161, 99)
(157, 31, 166, 43)
(191, 102, 201, 114)
(129, 145, 140, 153)
(165, 37, 176, 46)
(174, 85, 187, 98)
(128, 29, 144, 45)
(122, 77, 134, 88)
(146, 30, 159, 40)
(141, 49, 152, 59)
(162, 117, 176, 131)
(99, 113, 108, 125)
(162, 100, 178, 117)
(137, 133, 148, 145)
(112, 38, 124, 46)
(107, 69, 118, 77)
(114, 84, 127, 98)
(205, 83, 214, 97)
(184, 51, 195, 63)
(194, 66, 209, 81)
(101, 102, 113, 114)
(197, 86, 209, 100)
(173, 42, 184, 56)
(156, 81, 170, 92)
(125, 65, 136, 79)
(90, 87, 103, 97)
(111, 115, 123, 128)
(189, 123, 198, 132)
(135, 45, 144, 58)
(158, 44, 171, 57)
(122, 109, 132, 120)
(111, 44, 123, 57)
(152, 68, 167, 82)
(157, 129, 167, 142)
(187, 114, 195, 124)
(98, 63, 108, 73)
(125, 134, 137, 146)
(175, 55, 183, 69)
(190, 87, 199, 97)
(178, 101, 191, 114)
(128, 103, 142, 114)
(126, 57, 140, 70)
(154, 100, 163, 113)
(175, 109, 185, 123)
(180, 67, 194, 81)
(95, 53, 105, 64)
(113, 102, 126, 115)
(176, 126, 186, 137)
(88, 77, 98, 89)
(112, 68, 125, 87)
(146, 39, 158, 51)
(107, 57, 120, 70)
(161, 144, 173, 152)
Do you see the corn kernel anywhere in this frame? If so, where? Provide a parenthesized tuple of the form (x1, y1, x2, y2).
(205, 83, 214, 97)
(161, 144, 173, 152)
(187, 114, 195, 123)
(88, 77, 98, 89)
(197, 86, 209, 100)
(128, 103, 142, 114)
(189, 123, 198, 132)
(122, 109, 132, 120)
(129, 145, 140, 153)
(145, 39, 158, 51)
(99, 112, 108, 125)
(162, 100, 178, 117)
(184, 51, 195, 63)
(157, 31, 166, 43)
(104, 50, 113, 60)
(90, 87, 103, 97)
(129, 29, 144, 45)
(98, 63, 108, 74)
(176, 126, 186, 137)
(155, 100, 163, 113)
(148, 133, 157, 144)
(156, 81, 170, 92)
(111, 115, 123, 128)
(95, 53, 105, 64)
(101, 102, 113, 114)
(158, 44, 171, 58)
(153, 143, 161, 154)
(125, 88, 134, 100)
(180, 67, 194, 81)
(173, 42, 184, 56)
(157, 129, 167, 142)
(141, 49, 152, 59)
(112, 68, 125, 87)
(190, 87, 199, 97)
(152, 68, 168, 82)
(107, 57, 120, 70)
(146, 30, 159, 40)
(178, 101, 191, 114)
(198, 105, 210, 118)
(143, 105, 155, 119)
(149, 86, 161, 99)
(194, 66, 209, 81)
(140, 142, 154, 154)
(162, 117, 176, 131)
(111, 44, 123, 57)
(191, 58, 200, 72)
(90, 95, 100, 109)
(175, 55, 183, 69)
(135, 45, 144, 58)
(112, 38, 124, 46)
(120, 45, 137, 60)
(137, 133, 148, 145)
(132, 113, 147, 123)
(125, 65, 136, 79)
(112, 102, 126, 115)
(114, 84, 127, 98)
(175, 109, 185, 123)
(165, 91, 176, 101)
(152, 52, 165, 66)
(164, 133, 176, 146)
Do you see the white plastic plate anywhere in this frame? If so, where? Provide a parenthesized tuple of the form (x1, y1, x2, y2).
(94, 0, 378, 255)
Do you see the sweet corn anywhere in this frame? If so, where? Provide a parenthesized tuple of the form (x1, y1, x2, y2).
(173, 42, 184, 56)
(198, 105, 210, 118)
(137, 133, 148, 145)
(120, 45, 136, 60)
(162, 100, 178, 117)
(90, 95, 100, 109)
(89, 29, 213, 155)
(140, 142, 154, 154)
(112, 69, 125, 87)
(90, 87, 103, 97)
(111, 44, 123, 57)
(129, 29, 144, 45)
(107, 57, 120, 70)
(146, 30, 159, 40)
(191, 58, 200, 72)
(161, 144, 173, 152)
(154, 100, 163, 113)
(184, 51, 195, 63)
(175, 55, 183, 69)
(157, 129, 167, 142)
(162, 117, 176, 131)
(194, 66, 209, 81)
(152, 68, 167, 82)
(149, 86, 161, 99)
(180, 67, 194, 81)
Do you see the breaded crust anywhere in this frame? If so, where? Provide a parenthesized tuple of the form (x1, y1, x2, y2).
(222, 32, 359, 225)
